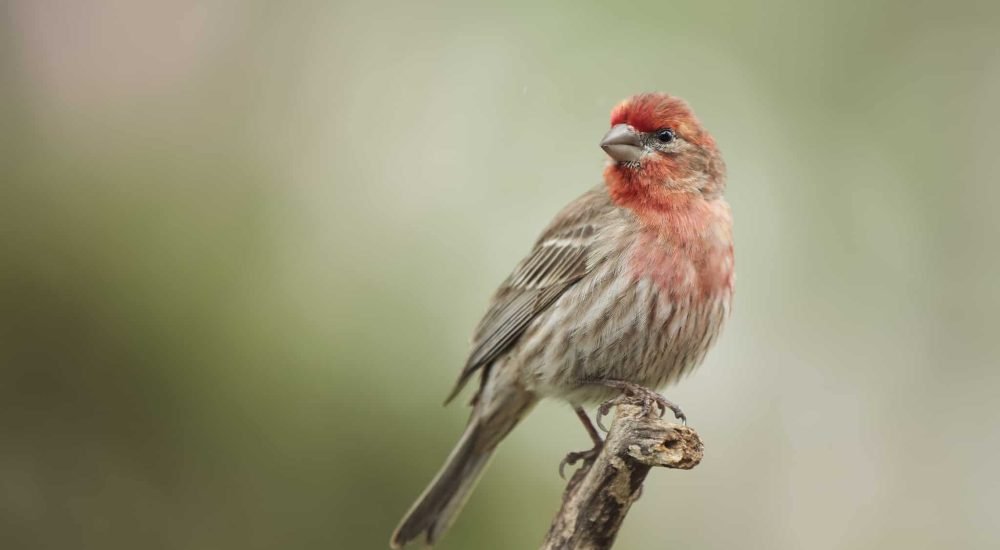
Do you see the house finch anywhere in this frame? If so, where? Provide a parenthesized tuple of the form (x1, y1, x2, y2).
(391, 93, 733, 548)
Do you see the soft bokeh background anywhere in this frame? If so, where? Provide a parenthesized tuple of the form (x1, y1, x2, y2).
(3, 1, 999, 548)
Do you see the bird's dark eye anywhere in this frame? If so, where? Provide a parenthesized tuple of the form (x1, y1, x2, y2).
(654, 128, 676, 143)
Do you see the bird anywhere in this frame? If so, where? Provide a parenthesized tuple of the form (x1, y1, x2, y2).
(390, 92, 734, 548)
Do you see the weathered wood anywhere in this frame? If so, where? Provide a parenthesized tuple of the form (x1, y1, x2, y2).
(540, 404, 704, 550)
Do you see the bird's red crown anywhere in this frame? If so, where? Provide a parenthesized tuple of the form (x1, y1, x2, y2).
(610, 93, 715, 150)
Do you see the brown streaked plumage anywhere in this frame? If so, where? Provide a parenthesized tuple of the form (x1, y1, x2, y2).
(391, 93, 734, 548)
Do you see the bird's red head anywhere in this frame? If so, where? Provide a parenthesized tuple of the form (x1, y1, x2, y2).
(602, 93, 725, 210)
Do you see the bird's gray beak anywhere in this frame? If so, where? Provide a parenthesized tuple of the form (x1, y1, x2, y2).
(600, 124, 643, 163)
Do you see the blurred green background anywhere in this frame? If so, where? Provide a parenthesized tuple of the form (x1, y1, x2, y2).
(2, 1, 999, 548)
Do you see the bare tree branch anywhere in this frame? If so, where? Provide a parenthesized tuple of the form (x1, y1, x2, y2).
(540, 403, 704, 550)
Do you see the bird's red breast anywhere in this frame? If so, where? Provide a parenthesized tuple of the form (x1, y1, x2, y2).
(624, 195, 734, 305)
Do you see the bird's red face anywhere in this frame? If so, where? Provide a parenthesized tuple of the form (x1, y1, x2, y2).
(601, 93, 724, 202)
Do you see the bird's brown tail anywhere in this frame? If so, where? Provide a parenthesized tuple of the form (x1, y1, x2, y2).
(390, 391, 534, 548)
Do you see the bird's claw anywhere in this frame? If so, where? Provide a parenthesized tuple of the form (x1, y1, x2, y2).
(596, 383, 687, 429)
(559, 446, 601, 479)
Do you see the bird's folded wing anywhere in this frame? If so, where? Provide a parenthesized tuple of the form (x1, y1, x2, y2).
(446, 187, 616, 403)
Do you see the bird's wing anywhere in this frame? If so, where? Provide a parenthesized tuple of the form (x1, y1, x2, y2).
(445, 187, 617, 403)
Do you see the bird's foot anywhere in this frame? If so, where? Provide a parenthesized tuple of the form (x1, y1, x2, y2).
(595, 381, 686, 431)
(559, 444, 602, 479)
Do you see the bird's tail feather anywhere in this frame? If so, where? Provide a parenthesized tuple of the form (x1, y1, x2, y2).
(390, 391, 534, 548)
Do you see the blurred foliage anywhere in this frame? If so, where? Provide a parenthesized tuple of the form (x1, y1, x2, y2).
(2, 1, 999, 549)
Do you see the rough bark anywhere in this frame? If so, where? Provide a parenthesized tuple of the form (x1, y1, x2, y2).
(540, 404, 704, 550)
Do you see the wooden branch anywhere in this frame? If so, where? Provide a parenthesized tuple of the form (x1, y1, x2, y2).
(540, 404, 704, 550)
